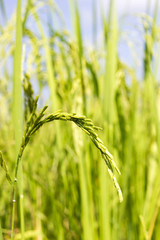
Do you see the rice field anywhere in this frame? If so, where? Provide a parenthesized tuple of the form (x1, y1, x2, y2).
(0, 0, 160, 239)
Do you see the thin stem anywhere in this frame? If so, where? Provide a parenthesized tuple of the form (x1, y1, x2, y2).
(11, 178, 17, 240)
(11, 146, 25, 239)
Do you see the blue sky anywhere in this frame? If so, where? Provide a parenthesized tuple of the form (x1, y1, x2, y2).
(2, 0, 158, 37)
(1, 0, 159, 80)
(1, 0, 158, 43)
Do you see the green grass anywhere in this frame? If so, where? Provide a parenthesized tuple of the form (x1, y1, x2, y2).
(0, 0, 160, 239)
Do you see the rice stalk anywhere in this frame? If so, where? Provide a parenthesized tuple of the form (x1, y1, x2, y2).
(12, 0, 24, 239)
(99, 0, 118, 239)
(11, 95, 122, 223)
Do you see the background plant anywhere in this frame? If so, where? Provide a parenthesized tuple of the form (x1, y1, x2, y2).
(0, 0, 160, 239)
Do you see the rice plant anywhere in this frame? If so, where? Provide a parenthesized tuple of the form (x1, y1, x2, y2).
(0, 0, 160, 239)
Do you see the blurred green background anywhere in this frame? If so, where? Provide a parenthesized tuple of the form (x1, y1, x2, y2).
(0, 0, 160, 239)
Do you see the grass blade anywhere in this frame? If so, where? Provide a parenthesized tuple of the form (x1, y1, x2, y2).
(99, 1, 118, 239)
(0, 220, 3, 240)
